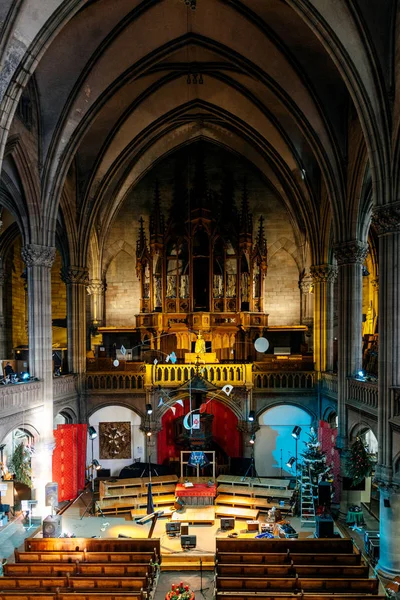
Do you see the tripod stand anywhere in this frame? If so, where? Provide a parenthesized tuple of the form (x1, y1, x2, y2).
(240, 446, 261, 483)
(140, 454, 159, 478)
(80, 467, 104, 519)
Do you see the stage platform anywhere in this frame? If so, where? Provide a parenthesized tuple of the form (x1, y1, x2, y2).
(217, 475, 292, 489)
(171, 506, 215, 525)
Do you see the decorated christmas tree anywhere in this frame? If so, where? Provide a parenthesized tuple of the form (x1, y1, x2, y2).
(344, 437, 374, 486)
(300, 427, 334, 484)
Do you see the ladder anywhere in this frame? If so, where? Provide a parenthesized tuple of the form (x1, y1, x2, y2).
(300, 463, 317, 526)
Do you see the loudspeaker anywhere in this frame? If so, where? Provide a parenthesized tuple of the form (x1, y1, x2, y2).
(181, 523, 189, 536)
(43, 515, 62, 538)
(96, 469, 111, 478)
(315, 515, 334, 538)
(318, 482, 331, 506)
(221, 517, 235, 530)
(166, 522, 181, 535)
(45, 482, 59, 507)
(181, 535, 196, 548)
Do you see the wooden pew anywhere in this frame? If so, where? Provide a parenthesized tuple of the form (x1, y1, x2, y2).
(216, 551, 362, 565)
(0, 577, 148, 591)
(4, 563, 152, 577)
(0, 594, 144, 600)
(24, 538, 160, 557)
(215, 576, 379, 594)
(215, 594, 386, 600)
(15, 551, 155, 564)
(215, 537, 354, 554)
(216, 563, 369, 578)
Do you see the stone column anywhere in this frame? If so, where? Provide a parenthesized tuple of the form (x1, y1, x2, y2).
(0, 261, 6, 358)
(62, 266, 89, 377)
(371, 203, 400, 575)
(333, 241, 368, 450)
(21, 243, 56, 514)
(310, 265, 337, 373)
(86, 279, 105, 327)
(299, 272, 314, 353)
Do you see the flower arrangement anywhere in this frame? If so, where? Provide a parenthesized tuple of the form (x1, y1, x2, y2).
(167, 582, 194, 600)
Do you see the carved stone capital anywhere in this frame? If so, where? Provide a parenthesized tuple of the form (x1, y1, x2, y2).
(22, 244, 56, 269)
(299, 273, 313, 293)
(87, 279, 106, 295)
(333, 241, 368, 266)
(310, 264, 338, 284)
(372, 201, 400, 235)
(61, 266, 89, 285)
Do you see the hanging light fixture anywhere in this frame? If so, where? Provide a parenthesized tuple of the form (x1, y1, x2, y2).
(146, 403, 153, 415)
(249, 433, 256, 445)
(248, 410, 255, 422)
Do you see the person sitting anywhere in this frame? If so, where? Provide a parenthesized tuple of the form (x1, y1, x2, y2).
(4, 362, 14, 377)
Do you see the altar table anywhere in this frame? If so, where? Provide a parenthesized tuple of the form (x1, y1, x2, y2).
(175, 483, 217, 505)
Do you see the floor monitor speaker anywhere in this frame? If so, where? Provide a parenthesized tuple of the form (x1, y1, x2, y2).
(181, 535, 196, 549)
(220, 517, 235, 530)
(43, 515, 62, 538)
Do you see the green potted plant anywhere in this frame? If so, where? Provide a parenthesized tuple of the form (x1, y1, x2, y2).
(9, 442, 32, 484)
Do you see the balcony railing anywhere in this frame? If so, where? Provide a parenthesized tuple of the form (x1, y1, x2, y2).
(0, 380, 42, 417)
(320, 372, 338, 395)
(347, 378, 378, 410)
(253, 371, 315, 390)
(53, 374, 77, 398)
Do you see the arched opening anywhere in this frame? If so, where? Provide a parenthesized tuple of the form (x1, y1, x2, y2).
(88, 406, 144, 477)
(255, 404, 313, 477)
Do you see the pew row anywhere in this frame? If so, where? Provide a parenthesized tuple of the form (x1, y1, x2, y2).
(4, 563, 152, 578)
(215, 594, 386, 600)
(216, 552, 362, 565)
(215, 538, 355, 554)
(0, 594, 145, 600)
(216, 563, 370, 578)
(24, 538, 160, 557)
(15, 551, 155, 564)
(0, 577, 148, 591)
(215, 576, 379, 594)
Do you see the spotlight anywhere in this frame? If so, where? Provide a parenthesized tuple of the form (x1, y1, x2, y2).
(20, 372, 30, 381)
(292, 426, 302, 439)
(286, 457, 296, 468)
(146, 403, 153, 415)
(248, 410, 255, 422)
(249, 434, 255, 445)
(92, 459, 101, 470)
(358, 370, 365, 379)
(146, 430, 152, 437)
(88, 426, 97, 440)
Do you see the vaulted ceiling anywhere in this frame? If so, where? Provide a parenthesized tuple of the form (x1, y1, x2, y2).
(0, 0, 397, 266)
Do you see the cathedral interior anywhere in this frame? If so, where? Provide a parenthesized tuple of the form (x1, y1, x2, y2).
(0, 0, 400, 581)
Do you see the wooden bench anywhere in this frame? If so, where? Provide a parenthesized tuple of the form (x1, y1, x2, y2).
(4, 563, 152, 577)
(215, 594, 386, 600)
(215, 537, 354, 554)
(216, 551, 362, 565)
(0, 577, 149, 591)
(216, 563, 369, 578)
(0, 593, 145, 600)
(15, 551, 155, 564)
(24, 538, 160, 557)
(215, 576, 379, 594)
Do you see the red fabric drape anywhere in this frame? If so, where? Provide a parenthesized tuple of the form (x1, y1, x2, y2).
(157, 399, 240, 465)
(318, 421, 340, 502)
(53, 424, 87, 501)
